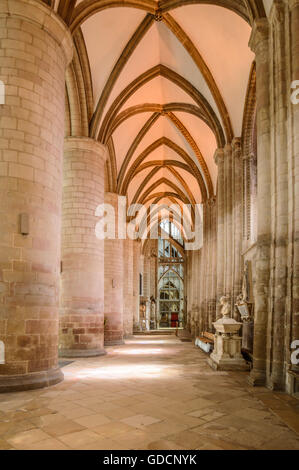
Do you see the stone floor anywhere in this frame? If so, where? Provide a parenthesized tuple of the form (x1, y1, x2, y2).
(0, 335, 298, 450)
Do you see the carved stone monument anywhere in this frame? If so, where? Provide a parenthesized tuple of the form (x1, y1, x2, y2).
(235, 293, 254, 353)
(208, 296, 249, 371)
(150, 298, 156, 330)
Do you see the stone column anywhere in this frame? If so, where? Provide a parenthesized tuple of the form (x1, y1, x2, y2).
(190, 249, 195, 333)
(60, 138, 106, 357)
(224, 144, 233, 302)
(215, 149, 225, 318)
(201, 203, 208, 332)
(212, 196, 218, 325)
(133, 240, 141, 330)
(248, 19, 271, 387)
(0, 0, 72, 392)
(232, 138, 243, 319)
(267, 3, 289, 390)
(289, 0, 299, 378)
(206, 197, 217, 330)
(104, 192, 124, 346)
(207, 202, 212, 331)
(192, 249, 198, 336)
(123, 238, 134, 337)
(193, 250, 199, 336)
(186, 252, 192, 331)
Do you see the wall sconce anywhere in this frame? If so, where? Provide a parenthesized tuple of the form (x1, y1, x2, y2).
(0, 80, 5, 105)
(112, 279, 116, 288)
(20, 213, 29, 236)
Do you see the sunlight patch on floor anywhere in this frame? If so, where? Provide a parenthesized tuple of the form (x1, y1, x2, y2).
(65, 364, 170, 380)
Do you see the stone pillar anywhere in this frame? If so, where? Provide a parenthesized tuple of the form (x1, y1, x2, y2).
(215, 149, 225, 318)
(224, 144, 233, 301)
(60, 138, 106, 357)
(248, 19, 271, 387)
(267, 2, 289, 390)
(210, 197, 217, 329)
(0, 0, 72, 392)
(193, 250, 199, 336)
(188, 251, 193, 333)
(207, 204, 212, 331)
(191, 249, 197, 337)
(104, 192, 124, 346)
(203, 199, 213, 332)
(232, 138, 243, 319)
(201, 203, 208, 332)
(123, 238, 134, 337)
(206, 197, 217, 330)
(186, 252, 192, 332)
(288, 0, 299, 380)
(133, 240, 141, 330)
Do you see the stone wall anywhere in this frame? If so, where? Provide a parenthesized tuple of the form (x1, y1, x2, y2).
(186, 1, 299, 394)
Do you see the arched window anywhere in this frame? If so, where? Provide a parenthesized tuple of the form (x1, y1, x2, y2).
(157, 223, 184, 328)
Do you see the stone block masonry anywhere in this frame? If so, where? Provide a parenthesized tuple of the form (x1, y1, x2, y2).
(104, 192, 124, 346)
(0, 0, 73, 392)
(59, 138, 107, 357)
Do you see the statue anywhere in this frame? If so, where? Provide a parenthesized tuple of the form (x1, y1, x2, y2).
(220, 295, 231, 319)
(242, 261, 251, 302)
(235, 292, 253, 352)
(150, 298, 156, 329)
(150, 298, 156, 320)
(235, 293, 251, 321)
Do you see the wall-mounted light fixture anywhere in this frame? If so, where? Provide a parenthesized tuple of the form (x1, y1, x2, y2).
(20, 213, 29, 236)
(0, 80, 5, 105)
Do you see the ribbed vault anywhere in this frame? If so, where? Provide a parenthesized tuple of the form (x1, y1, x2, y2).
(59, 0, 263, 224)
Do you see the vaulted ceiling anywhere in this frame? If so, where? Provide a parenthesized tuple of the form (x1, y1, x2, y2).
(56, 0, 269, 220)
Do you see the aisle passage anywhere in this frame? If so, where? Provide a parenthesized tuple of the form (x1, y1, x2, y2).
(0, 336, 298, 450)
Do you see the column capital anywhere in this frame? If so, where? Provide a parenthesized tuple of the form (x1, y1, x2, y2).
(232, 137, 242, 150)
(104, 191, 119, 200)
(288, 0, 299, 10)
(243, 152, 256, 162)
(224, 142, 232, 156)
(208, 196, 217, 207)
(269, 0, 286, 26)
(4, 0, 73, 65)
(232, 137, 242, 158)
(64, 137, 108, 161)
(214, 148, 225, 166)
(104, 191, 120, 205)
(249, 18, 269, 55)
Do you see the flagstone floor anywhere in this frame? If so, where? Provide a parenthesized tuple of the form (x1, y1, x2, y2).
(0, 335, 298, 450)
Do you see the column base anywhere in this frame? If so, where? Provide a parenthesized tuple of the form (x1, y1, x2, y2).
(208, 356, 250, 372)
(0, 367, 64, 393)
(59, 348, 107, 358)
(248, 368, 266, 387)
(267, 377, 285, 392)
(104, 340, 125, 346)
